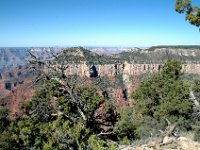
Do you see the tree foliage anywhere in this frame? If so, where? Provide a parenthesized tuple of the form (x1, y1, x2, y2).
(175, 0, 200, 28)
(0, 80, 118, 149)
(132, 60, 192, 126)
(0, 106, 9, 133)
(111, 60, 195, 141)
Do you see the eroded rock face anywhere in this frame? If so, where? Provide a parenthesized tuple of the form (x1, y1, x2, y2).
(50, 62, 200, 99)
(4, 60, 200, 115)
(55, 62, 200, 78)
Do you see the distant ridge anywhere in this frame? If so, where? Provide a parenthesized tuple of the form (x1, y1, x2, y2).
(148, 45, 200, 51)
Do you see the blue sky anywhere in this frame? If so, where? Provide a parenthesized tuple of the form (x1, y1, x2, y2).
(0, 0, 200, 47)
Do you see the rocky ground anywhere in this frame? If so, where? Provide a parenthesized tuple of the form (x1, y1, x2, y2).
(119, 121, 200, 150)
(120, 134, 200, 150)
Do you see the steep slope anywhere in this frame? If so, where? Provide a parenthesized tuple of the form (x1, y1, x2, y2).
(0, 47, 63, 72)
(0, 48, 28, 71)
(0, 80, 34, 115)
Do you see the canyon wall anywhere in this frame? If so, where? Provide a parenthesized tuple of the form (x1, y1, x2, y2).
(45, 62, 200, 100)
(50, 62, 200, 77)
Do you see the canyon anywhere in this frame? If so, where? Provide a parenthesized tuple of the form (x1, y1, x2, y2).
(1, 46, 200, 114)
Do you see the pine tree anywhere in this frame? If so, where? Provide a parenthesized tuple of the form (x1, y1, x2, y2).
(175, 0, 200, 28)
(132, 60, 192, 122)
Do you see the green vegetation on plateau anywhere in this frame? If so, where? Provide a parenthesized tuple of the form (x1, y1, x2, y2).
(148, 45, 200, 51)
(56, 47, 121, 65)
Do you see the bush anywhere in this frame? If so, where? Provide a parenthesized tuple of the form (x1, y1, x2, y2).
(194, 129, 200, 142)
